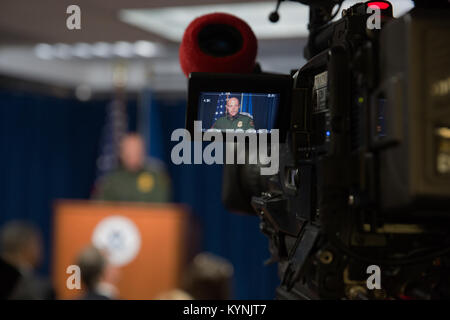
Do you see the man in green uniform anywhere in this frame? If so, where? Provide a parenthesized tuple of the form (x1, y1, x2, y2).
(212, 97, 255, 130)
(93, 133, 171, 203)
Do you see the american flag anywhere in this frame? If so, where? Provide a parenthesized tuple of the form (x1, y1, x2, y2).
(95, 98, 128, 178)
(213, 92, 229, 122)
(241, 93, 253, 115)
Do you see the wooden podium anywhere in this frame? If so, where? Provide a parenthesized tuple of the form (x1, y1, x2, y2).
(52, 200, 189, 300)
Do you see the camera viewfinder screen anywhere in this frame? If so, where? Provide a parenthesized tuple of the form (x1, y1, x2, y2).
(198, 92, 280, 132)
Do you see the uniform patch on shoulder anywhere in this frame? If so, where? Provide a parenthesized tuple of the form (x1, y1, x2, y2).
(137, 172, 154, 193)
(237, 121, 243, 128)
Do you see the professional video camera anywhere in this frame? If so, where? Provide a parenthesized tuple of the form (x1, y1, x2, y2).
(184, 0, 450, 299)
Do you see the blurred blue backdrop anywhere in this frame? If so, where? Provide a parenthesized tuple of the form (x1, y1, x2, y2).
(0, 87, 278, 299)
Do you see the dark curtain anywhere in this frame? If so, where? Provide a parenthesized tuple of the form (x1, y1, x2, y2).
(0, 88, 136, 276)
(146, 91, 279, 299)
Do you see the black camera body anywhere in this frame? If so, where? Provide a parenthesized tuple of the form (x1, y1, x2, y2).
(186, 0, 450, 299)
(264, 1, 450, 299)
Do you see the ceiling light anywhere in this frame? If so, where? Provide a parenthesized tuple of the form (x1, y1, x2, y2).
(91, 42, 113, 58)
(53, 43, 72, 59)
(34, 43, 53, 60)
(133, 40, 158, 58)
(113, 41, 134, 58)
(73, 43, 93, 59)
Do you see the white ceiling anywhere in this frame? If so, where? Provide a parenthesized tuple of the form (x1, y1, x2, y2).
(0, 0, 414, 93)
(0, 0, 274, 45)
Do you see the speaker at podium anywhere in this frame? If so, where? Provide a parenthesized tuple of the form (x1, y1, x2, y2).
(52, 200, 190, 300)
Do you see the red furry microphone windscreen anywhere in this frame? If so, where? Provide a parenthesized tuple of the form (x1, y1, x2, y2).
(179, 13, 258, 77)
